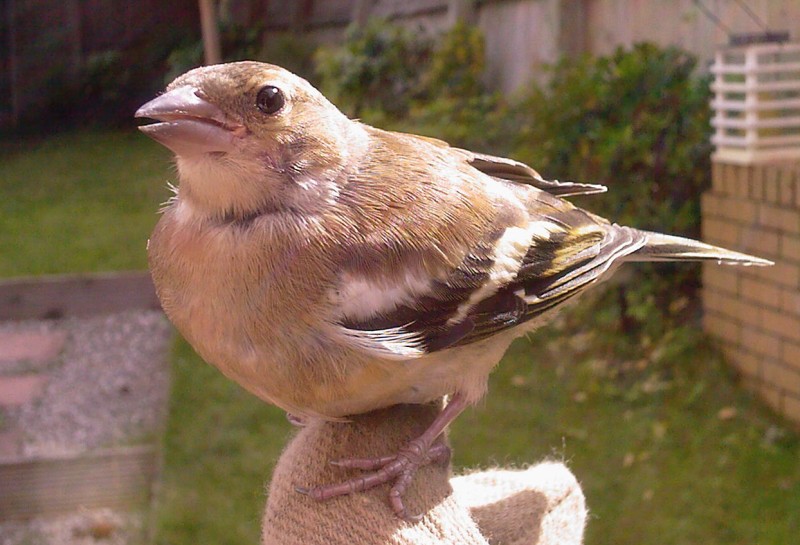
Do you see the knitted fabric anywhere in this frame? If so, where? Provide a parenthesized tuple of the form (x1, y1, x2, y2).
(262, 403, 586, 544)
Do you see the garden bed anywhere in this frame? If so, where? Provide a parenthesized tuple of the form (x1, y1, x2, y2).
(0, 271, 171, 545)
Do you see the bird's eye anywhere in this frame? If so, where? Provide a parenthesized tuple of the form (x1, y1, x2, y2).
(256, 85, 285, 115)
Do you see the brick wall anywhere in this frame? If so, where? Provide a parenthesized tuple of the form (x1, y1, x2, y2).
(702, 160, 800, 424)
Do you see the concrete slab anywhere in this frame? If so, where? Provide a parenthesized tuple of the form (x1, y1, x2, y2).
(0, 330, 66, 366)
(0, 374, 48, 406)
(0, 429, 21, 458)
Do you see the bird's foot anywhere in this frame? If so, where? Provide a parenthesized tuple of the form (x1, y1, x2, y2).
(297, 394, 468, 520)
(296, 439, 451, 520)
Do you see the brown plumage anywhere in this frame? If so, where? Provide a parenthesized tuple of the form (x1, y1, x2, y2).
(137, 61, 771, 519)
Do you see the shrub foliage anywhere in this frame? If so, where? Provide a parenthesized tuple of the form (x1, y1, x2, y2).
(314, 19, 434, 119)
(513, 44, 713, 344)
(514, 43, 712, 238)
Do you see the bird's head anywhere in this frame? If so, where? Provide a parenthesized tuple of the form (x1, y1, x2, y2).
(136, 61, 367, 220)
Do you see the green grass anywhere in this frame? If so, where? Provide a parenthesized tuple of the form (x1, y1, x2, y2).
(157, 327, 799, 545)
(2, 130, 798, 545)
(0, 130, 173, 276)
(155, 340, 290, 545)
(455, 326, 800, 545)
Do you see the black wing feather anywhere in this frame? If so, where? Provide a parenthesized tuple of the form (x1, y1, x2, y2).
(339, 204, 648, 356)
(466, 152, 607, 197)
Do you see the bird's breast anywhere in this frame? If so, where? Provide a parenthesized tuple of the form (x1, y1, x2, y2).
(148, 206, 333, 408)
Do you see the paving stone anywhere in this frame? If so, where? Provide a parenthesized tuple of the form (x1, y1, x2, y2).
(0, 429, 21, 458)
(0, 374, 48, 406)
(0, 330, 67, 366)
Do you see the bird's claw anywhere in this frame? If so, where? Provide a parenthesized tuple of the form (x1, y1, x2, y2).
(298, 440, 451, 520)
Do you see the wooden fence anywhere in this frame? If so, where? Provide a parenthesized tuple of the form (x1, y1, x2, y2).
(1, 0, 198, 129)
(5, 0, 800, 128)
(255, 0, 800, 94)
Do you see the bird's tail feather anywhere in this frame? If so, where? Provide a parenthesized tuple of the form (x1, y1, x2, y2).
(625, 230, 773, 266)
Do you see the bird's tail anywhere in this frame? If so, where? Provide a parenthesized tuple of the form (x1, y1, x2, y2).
(624, 230, 773, 266)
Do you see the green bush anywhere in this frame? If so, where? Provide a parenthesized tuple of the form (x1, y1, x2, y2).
(403, 21, 509, 151)
(315, 19, 509, 151)
(512, 43, 713, 347)
(314, 19, 433, 118)
(259, 32, 318, 83)
(422, 20, 486, 100)
(514, 43, 711, 237)
(164, 21, 318, 87)
(165, 23, 263, 84)
(14, 28, 192, 133)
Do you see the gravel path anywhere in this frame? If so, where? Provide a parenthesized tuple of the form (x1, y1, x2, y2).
(8, 310, 172, 457)
(0, 310, 173, 545)
(0, 509, 145, 545)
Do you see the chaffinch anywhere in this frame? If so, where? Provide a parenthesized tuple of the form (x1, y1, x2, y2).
(136, 61, 771, 519)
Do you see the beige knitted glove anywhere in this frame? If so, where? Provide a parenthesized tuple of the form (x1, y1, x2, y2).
(262, 402, 587, 545)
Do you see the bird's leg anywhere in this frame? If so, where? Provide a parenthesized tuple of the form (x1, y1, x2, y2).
(285, 412, 307, 427)
(296, 393, 469, 520)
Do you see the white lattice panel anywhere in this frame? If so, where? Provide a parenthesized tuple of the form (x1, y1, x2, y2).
(711, 42, 800, 163)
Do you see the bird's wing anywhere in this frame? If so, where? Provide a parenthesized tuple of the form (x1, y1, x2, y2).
(385, 130, 607, 197)
(333, 189, 647, 359)
(465, 151, 607, 197)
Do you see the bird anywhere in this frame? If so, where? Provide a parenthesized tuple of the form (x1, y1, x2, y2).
(136, 61, 772, 519)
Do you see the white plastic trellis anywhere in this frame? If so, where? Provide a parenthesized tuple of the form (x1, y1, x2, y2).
(711, 42, 800, 163)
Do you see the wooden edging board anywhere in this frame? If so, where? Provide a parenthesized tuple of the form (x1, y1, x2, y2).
(0, 271, 161, 321)
(0, 271, 165, 521)
(0, 445, 160, 520)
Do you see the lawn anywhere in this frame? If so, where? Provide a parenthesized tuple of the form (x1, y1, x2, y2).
(2, 130, 798, 545)
(0, 130, 172, 276)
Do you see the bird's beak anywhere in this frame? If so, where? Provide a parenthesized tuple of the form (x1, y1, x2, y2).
(135, 86, 243, 156)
